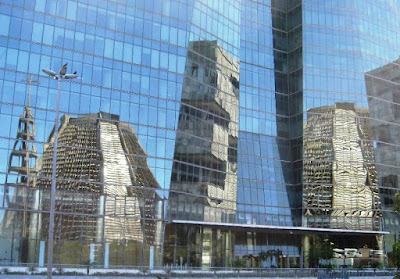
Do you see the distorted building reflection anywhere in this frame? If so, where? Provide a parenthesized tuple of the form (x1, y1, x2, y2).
(169, 40, 239, 224)
(0, 77, 39, 263)
(167, 40, 239, 268)
(366, 59, 400, 234)
(36, 112, 161, 265)
(303, 102, 381, 230)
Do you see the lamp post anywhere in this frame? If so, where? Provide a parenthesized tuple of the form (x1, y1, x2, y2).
(42, 64, 78, 279)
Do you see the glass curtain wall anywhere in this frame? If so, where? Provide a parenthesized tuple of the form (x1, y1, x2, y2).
(301, 0, 400, 265)
(0, 0, 398, 269)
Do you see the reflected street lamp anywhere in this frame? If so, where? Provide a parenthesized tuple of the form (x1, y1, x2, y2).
(42, 64, 78, 279)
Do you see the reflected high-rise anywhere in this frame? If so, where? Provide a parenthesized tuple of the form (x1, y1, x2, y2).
(366, 58, 400, 249)
(303, 102, 381, 230)
(1, 0, 400, 270)
(169, 40, 239, 223)
(167, 40, 239, 268)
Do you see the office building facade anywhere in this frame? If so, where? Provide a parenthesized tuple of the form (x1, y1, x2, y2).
(0, 0, 399, 269)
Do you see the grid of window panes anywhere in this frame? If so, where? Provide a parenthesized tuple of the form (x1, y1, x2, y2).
(237, 0, 302, 229)
(0, 0, 244, 267)
(301, 0, 400, 253)
(0, 0, 398, 270)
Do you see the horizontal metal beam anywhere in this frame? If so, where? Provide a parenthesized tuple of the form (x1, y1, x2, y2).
(171, 220, 390, 235)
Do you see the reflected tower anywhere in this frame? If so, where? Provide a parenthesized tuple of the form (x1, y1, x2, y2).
(169, 40, 239, 223)
(365, 59, 400, 235)
(167, 40, 239, 268)
(0, 75, 39, 263)
(302, 102, 381, 230)
(5, 75, 38, 187)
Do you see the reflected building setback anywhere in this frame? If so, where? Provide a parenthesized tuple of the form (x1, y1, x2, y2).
(303, 103, 381, 230)
(169, 40, 239, 223)
(36, 112, 161, 264)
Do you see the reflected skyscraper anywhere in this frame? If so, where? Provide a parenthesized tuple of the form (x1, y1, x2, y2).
(167, 40, 239, 268)
(169, 40, 239, 223)
(366, 59, 400, 236)
(303, 103, 381, 230)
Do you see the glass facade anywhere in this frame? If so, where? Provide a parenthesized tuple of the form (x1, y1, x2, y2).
(0, 0, 399, 270)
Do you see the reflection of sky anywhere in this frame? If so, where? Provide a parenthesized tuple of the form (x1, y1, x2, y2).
(303, 1, 400, 110)
(237, 133, 292, 225)
(238, 1, 279, 136)
(236, 1, 291, 222)
(191, 0, 240, 59)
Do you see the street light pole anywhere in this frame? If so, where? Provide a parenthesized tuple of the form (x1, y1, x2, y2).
(42, 64, 78, 279)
